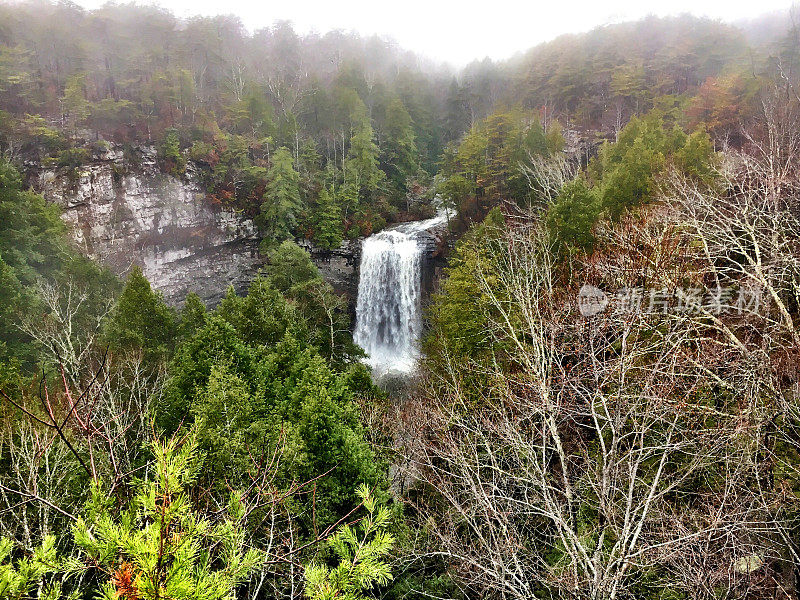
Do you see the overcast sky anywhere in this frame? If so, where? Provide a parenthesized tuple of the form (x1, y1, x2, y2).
(72, 0, 792, 66)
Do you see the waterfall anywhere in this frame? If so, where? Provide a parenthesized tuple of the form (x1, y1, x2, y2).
(354, 211, 449, 376)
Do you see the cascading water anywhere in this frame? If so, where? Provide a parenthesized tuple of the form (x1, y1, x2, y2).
(354, 211, 449, 377)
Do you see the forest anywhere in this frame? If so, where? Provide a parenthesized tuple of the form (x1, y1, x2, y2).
(2, 1, 800, 599)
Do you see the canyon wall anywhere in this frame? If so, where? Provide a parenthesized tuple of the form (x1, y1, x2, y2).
(298, 239, 361, 298)
(32, 146, 447, 315)
(34, 147, 263, 306)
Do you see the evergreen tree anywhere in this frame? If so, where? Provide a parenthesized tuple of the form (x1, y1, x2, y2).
(313, 186, 343, 249)
(428, 208, 506, 363)
(260, 147, 303, 243)
(71, 431, 261, 600)
(61, 73, 89, 133)
(158, 128, 186, 176)
(0, 536, 64, 600)
(104, 266, 177, 364)
(178, 292, 207, 340)
(443, 78, 470, 141)
(265, 242, 360, 362)
(545, 178, 602, 251)
(266, 241, 321, 294)
(345, 118, 384, 213)
(381, 99, 418, 195)
(304, 484, 395, 600)
(339, 181, 361, 235)
(0, 158, 117, 373)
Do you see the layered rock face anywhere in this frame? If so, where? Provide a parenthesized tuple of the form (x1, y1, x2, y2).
(31, 146, 447, 316)
(34, 148, 262, 306)
(297, 240, 361, 299)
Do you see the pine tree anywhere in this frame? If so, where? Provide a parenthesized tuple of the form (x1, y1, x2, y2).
(260, 147, 302, 243)
(159, 129, 186, 176)
(178, 292, 207, 340)
(104, 266, 177, 364)
(545, 177, 602, 251)
(381, 99, 418, 195)
(0, 536, 68, 600)
(61, 73, 89, 133)
(313, 186, 343, 249)
(265, 241, 320, 293)
(339, 180, 361, 231)
(303, 484, 394, 600)
(70, 431, 261, 600)
(345, 118, 383, 210)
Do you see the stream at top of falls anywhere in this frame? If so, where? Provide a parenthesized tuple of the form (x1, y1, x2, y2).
(353, 209, 449, 379)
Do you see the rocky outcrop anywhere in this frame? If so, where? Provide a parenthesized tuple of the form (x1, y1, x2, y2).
(297, 239, 362, 299)
(34, 147, 263, 306)
(31, 145, 449, 314)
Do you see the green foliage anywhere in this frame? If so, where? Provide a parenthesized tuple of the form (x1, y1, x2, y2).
(675, 127, 719, 182)
(159, 128, 186, 176)
(436, 171, 472, 216)
(428, 208, 506, 363)
(345, 117, 384, 213)
(0, 158, 117, 372)
(304, 484, 394, 600)
(61, 73, 88, 132)
(312, 186, 344, 249)
(55, 147, 90, 169)
(71, 431, 261, 600)
(160, 267, 378, 530)
(381, 99, 419, 196)
(591, 111, 683, 218)
(260, 147, 303, 243)
(440, 109, 563, 224)
(546, 111, 717, 252)
(177, 292, 207, 340)
(214, 277, 299, 348)
(170, 334, 380, 526)
(104, 266, 177, 364)
(265, 242, 361, 362)
(0, 536, 67, 600)
(0, 161, 68, 289)
(266, 241, 321, 293)
(545, 178, 602, 251)
(159, 315, 255, 434)
(5, 115, 66, 159)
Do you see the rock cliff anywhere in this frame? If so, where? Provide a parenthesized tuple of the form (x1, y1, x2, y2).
(31, 146, 447, 315)
(33, 147, 263, 306)
(297, 239, 361, 298)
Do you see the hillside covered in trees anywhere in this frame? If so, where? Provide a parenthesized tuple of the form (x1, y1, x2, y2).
(0, 3, 786, 241)
(3, 2, 800, 599)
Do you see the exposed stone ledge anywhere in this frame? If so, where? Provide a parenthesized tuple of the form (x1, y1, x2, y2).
(297, 239, 362, 312)
(33, 146, 263, 306)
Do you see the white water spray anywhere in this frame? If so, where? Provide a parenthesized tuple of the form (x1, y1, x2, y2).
(354, 211, 449, 376)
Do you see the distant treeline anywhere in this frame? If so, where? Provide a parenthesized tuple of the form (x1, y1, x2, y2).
(0, 4, 793, 241)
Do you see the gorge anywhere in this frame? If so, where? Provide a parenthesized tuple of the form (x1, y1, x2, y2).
(34, 147, 447, 377)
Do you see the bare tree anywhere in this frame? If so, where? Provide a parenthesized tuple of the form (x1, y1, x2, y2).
(402, 210, 800, 599)
(519, 151, 579, 208)
(0, 417, 77, 550)
(18, 278, 112, 389)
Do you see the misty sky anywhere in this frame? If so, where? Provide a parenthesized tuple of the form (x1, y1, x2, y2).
(72, 0, 792, 65)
